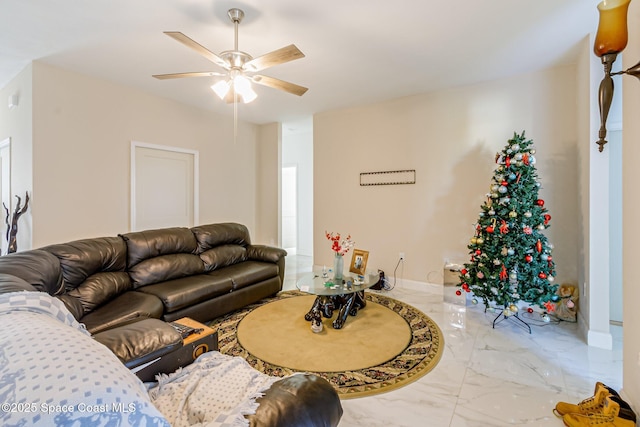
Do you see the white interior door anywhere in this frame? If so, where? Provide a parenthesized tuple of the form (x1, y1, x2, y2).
(131, 142, 199, 231)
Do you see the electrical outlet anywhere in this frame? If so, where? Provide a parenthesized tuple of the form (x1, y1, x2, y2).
(399, 252, 405, 261)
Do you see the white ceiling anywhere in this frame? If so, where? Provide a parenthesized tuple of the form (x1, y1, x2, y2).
(2, 0, 599, 125)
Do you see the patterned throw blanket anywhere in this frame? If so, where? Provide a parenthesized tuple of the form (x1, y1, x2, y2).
(149, 352, 281, 427)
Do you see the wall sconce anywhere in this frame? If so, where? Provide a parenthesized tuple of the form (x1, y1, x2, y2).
(594, 0, 640, 152)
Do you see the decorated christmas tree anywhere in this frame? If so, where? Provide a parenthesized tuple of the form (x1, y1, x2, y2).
(457, 132, 558, 316)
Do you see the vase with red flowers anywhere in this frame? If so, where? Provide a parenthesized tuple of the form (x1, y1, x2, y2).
(325, 231, 354, 281)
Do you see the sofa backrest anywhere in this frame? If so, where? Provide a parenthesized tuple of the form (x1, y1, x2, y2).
(42, 237, 130, 318)
(0, 250, 64, 295)
(120, 227, 205, 289)
(0, 273, 38, 294)
(191, 223, 251, 272)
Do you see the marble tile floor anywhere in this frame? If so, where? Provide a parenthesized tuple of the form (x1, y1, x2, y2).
(283, 255, 623, 427)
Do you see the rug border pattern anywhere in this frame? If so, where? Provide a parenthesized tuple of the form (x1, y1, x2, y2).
(210, 290, 443, 399)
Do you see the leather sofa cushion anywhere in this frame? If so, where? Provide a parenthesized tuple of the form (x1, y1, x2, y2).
(0, 273, 37, 294)
(66, 271, 132, 315)
(222, 262, 279, 291)
(191, 223, 251, 252)
(81, 291, 164, 334)
(57, 294, 85, 319)
(200, 245, 247, 271)
(93, 318, 183, 368)
(248, 374, 343, 427)
(121, 227, 198, 267)
(136, 272, 233, 313)
(128, 254, 205, 288)
(0, 250, 64, 295)
(42, 237, 127, 288)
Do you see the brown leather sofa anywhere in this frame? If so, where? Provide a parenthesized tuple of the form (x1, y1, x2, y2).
(0, 223, 343, 426)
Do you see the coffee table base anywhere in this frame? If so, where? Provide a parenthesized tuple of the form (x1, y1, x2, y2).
(304, 291, 368, 329)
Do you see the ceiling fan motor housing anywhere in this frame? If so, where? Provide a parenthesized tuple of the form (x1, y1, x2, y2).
(227, 8, 244, 24)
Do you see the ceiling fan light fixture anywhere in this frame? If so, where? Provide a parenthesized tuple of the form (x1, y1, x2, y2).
(211, 80, 230, 99)
(233, 75, 257, 103)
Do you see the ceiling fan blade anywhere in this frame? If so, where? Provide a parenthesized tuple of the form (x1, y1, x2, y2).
(252, 75, 308, 96)
(164, 32, 229, 69)
(152, 71, 225, 80)
(244, 44, 305, 72)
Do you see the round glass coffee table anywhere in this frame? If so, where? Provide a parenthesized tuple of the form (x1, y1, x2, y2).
(296, 269, 380, 329)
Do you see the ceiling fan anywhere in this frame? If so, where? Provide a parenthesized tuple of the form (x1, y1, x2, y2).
(153, 8, 308, 104)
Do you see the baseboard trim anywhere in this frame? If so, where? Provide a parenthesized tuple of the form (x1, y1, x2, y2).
(587, 329, 613, 350)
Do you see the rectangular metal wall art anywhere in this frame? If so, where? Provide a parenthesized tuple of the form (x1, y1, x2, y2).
(359, 169, 416, 186)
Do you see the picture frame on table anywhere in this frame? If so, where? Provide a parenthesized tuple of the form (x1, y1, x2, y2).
(349, 249, 369, 276)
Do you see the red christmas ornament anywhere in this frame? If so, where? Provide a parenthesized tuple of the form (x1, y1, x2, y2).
(527, 307, 534, 313)
(465, 288, 471, 293)
(538, 272, 547, 279)
(536, 199, 545, 207)
(499, 265, 508, 281)
(461, 268, 468, 275)
(525, 254, 533, 263)
(506, 157, 511, 167)
(543, 301, 556, 313)
(523, 153, 530, 165)
(475, 249, 482, 255)
(544, 214, 551, 225)
(501, 180, 508, 186)
(462, 283, 469, 290)
(455, 290, 462, 296)
(536, 240, 542, 253)
(499, 220, 509, 234)
(486, 226, 494, 233)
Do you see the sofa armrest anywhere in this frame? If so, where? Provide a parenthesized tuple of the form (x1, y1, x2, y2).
(247, 245, 287, 263)
(248, 374, 343, 427)
(247, 246, 287, 285)
(93, 318, 182, 369)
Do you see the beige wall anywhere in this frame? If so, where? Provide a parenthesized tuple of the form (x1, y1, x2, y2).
(23, 62, 258, 248)
(622, 0, 640, 409)
(314, 65, 579, 285)
(255, 122, 280, 245)
(0, 64, 34, 252)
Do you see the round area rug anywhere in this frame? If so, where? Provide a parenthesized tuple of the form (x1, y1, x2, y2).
(211, 291, 444, 399)
(236, 294, 412, 372)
